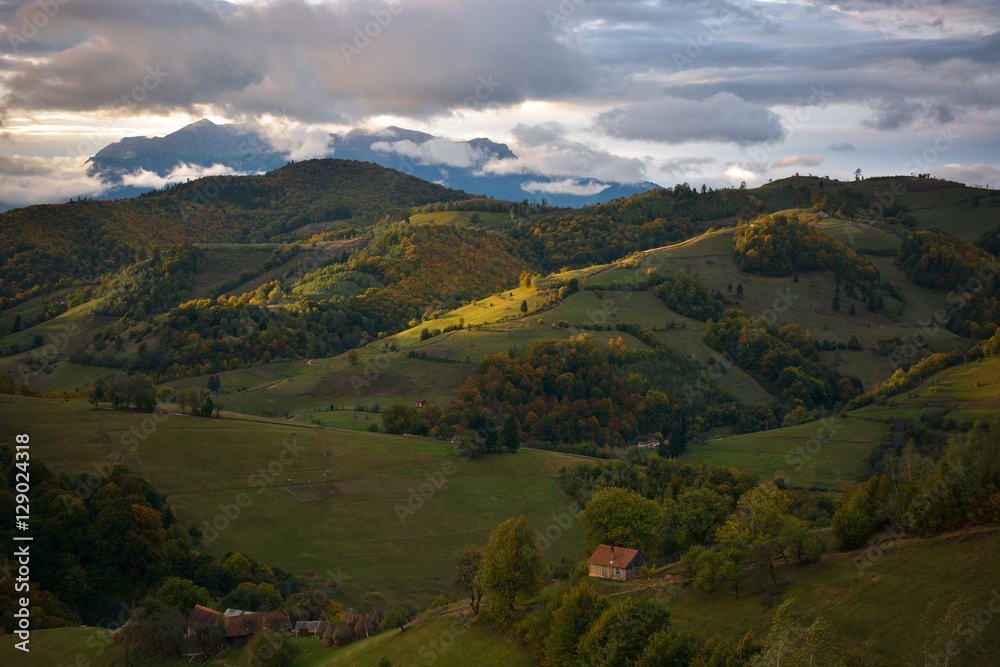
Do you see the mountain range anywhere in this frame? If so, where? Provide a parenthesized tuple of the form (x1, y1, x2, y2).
(86, 119, 659, 206)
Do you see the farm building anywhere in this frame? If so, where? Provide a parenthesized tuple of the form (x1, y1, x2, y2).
(184, 604, 291, 645)
(414, 399, 427, 407)
(636, 437, 662, 450)
(293, 620, 321, 636)
(587, 544, 646, 581)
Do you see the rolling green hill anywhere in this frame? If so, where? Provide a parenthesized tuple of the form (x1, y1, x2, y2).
(0, 159, 471, 308)
(3, 173, 1000, 666)
(0, 395, 585, 612)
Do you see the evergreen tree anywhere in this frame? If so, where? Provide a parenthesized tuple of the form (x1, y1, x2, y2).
(500, 415, 521, 452)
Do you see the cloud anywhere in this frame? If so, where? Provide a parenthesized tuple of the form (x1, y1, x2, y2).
(723, 163, 762, 184)
(659, 157, 716, 177)
(482, 124, 650, 183)
(862, 98, 926, 130)
(371, 137, 487, 169)
(0, 154, 106, 207)
(510, 122, 567, 148)
(119, 162, 249, 190)
(0, 0, 594, 122)
(595, 94, 786, 146)
(254, 121, 333, 161)
(772, 154, 825, 168)
(933, 162, 1000, 188)
(519, 178, 609, 196)
(829, 142, 856, 153)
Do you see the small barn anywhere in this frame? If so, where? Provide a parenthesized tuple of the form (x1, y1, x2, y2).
(414, 399, 427, 408)
(587, 544, 646, 581)
(293, 620, 321, 636)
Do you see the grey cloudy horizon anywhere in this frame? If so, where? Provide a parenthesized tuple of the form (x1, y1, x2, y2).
(0, 0, 998, 206)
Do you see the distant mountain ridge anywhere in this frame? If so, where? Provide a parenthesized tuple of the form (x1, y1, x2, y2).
(87, 119, 660, 206)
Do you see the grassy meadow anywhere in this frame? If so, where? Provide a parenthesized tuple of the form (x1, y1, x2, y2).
(0, 396, 586, 611)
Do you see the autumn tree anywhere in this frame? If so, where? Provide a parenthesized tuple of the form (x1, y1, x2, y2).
(752, 598, 839, 666)
(381, 404, 419, 434)
(543, 582, 609, 667)
(579, 487, 665, 554)
(673, 487, 730, 545)
(382, 604, 414, 631)
(183, 387, 201, 415)
(576, 594, 673, 666)
(716, 484, 804, 594)
(241, 629, 299, 667)
(451, 545, 484, 615)
(124, 596, 186, 662)
(154, 577, 211, 614)
(475, 516, 542, 623)
(457, 429, 487, 459)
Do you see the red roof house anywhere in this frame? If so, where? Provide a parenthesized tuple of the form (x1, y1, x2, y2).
(587, 544, 647, 581)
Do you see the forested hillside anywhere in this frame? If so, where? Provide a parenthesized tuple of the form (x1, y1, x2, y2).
(82, 224, 528, 378)
(513, 183, 760, 270)
(0, 159, 468, 309)
(733, 213, 903, 314)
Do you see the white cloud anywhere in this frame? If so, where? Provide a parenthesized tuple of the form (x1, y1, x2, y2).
(0, 154, 105, 207)
(254, 121, 333, 161)
(481, 123, 650, 182)
(120, 162, 250, 189)
(520, 178, 609, 196)
(723, 164, 761, 185)
(772, 154, 825, 168)
(370, 137, 486, 168)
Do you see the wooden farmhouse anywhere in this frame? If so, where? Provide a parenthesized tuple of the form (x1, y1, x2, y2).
(587, 544, 646, 581)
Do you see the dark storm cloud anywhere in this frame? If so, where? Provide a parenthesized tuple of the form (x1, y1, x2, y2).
(596, 94, 786, 146)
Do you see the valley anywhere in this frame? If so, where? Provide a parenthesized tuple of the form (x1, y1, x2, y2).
(2, 164, 999, 666)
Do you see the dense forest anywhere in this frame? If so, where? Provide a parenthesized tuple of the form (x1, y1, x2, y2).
(431, 334, 759, 457)
(898, 229, 1000, 338)
(94, 243, 206, 318)
(899, 230, 996, 290)
(704, 311, 863, 415)
(653, 271, 725, 321)
(978, 223, 1000, 256)
(833, 417, 1000, 548)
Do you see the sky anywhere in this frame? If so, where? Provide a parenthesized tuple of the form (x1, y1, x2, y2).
(0, 0, 998, 207)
